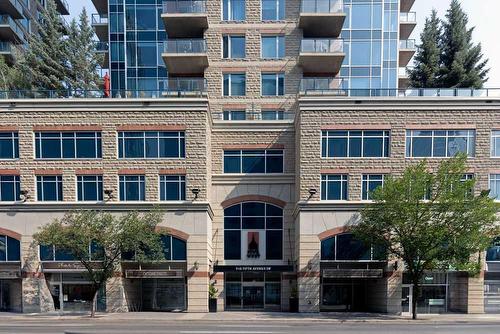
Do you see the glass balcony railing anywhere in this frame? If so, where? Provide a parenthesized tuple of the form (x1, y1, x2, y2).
(162, 0, 207, 14)
(0, 15, 25, 41)
(95, 42, 109, 52)
(300, 0, 343, 13)
(399, 39, 416, 50)
(400, 12, 417, 23)
(161, 78, 207, 92)
(91, 14, 108, 25)
(301, 39, 343, 53)
(0, 42, 12, 53)
(300, 78, 344, 91)
(56, 0, 69, 13)
(163, 39, 207, 53)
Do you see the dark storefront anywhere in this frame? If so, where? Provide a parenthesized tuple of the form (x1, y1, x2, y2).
(0, 235, 22, 312)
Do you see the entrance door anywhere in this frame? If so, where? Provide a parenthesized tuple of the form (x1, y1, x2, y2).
(242, 286, 264, 309)
(0, 280, 10, 311)
(401, 284, 413, 315)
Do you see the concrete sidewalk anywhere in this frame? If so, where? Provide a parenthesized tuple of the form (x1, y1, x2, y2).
(0, 311, 499, 323)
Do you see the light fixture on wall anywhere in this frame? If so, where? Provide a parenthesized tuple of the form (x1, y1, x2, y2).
(104, 189, 114, 201)
(193, 261, 199, 270)
(19, 190, 30, 203)
(191, 188, 200, 200)
(308, 188, 317, 199)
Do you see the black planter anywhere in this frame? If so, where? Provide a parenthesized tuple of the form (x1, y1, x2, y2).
(209, 298, 217, 312)
(289, 297, 299, 313)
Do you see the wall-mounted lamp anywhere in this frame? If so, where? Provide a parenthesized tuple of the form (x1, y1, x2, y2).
(104, 189, 114, 201)
(20, 190, 30, 203)
(193, 261, 199, 270)
(308, 188, 317, 199)
(191, 188, 200, 200)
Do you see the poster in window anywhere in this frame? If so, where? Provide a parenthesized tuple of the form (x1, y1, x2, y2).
(247, 232, 260, 259)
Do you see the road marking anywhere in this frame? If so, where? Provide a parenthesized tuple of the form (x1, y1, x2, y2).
(180, 331, 275, 334)
(217, 325, 290, 328)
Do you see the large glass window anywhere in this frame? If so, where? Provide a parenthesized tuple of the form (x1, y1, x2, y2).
(262, 0, 285, 20)
(77, 175, 103, 202)
(261, 36, 285, 59)
(119, 175, 145, 201)
(223, 0, 245, 21)
(0, 175, 20, 202)
(487, 237, 500, 262)
(0, 132, 19, 159)
(159, 175, 186, 201)
(262, 110, 284, 120)
(361, 174, 385, 200)
(490, 174, 500, 201)
(261, 73, 284, 96)
(321, 175, 348, 200)
(321, 233, 385, 261)
(224, 149, 284, 174)
(223, 110, 246, 120)
(224, 202, 283, 260)
(223, 35, 246, 59)
(39, 243, 103, 262)
(118, 131, 185, 159)
(36, 176, 63, 202)
(123, 234, 187, 261)
(406, 130, 476, 158)
(321, 130, 390, 158)
(492, 130, 500, 157)
(223, 73, 246, 96)
(35, 132, 102, 159)
(0, 235, 20, 262)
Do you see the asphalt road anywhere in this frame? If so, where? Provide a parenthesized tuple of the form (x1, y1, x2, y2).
(1, 320, 500, 334)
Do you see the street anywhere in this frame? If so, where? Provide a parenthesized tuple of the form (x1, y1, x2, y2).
(1, 319, 500, 334)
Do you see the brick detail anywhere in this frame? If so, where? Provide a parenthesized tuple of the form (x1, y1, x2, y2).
(407, 124, 476, 129)
(317, 226, 350, 241)
(34, 169, 63, 175)
(33, 125, 102, 131)
(75, 169, 104, 175)
(116, 125, 186, 131)
(187, 271, 209, 278)
(0, 169, 20, 176)
(155, 226, 190, 241)
(320, 168, 350, 174)
(297, 271, 320, 278)
(0, 227, 21, 240)
(118, 169, 146, 175)
(222, 144, 285, 149)
(221, 195, 287, 208)
(0, 126, 18, 131)
(321, 124, 392, 130)
(158, 168, 187, 175)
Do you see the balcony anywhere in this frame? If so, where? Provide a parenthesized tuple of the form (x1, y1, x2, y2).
(400, 0, 416, 12)
(161, 78, 207, 96)
(0, 42, 15, 64)
(300, 77, 345, 95)
(299, 39, 344, 74)
(299, 0, 345, 37)
(0, 0, 24, 19)
(91, 0, 108, 14)
(399, 39, 416, 66)
(54, 0, 70, 15)
(400, 12, 417, 39)
(161, 39, 208, 75)
(161, 0, 208, 38)
(95, 42, 109, 68)
(0, 15, 25, 43)
(398, 67, 412, 89)
(92, 14, 108, 41)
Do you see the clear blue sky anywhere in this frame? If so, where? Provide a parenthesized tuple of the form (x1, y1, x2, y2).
(70, 0, 500, 87)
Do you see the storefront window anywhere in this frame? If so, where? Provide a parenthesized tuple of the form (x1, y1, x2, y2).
(0, 235, 20, 262)
(225, 272, 282, 310)
(320, 233, 385, 261)
(122, 234, 187, 261)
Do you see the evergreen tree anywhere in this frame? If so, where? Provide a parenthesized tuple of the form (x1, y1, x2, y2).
(67, 8, 103, 93)
(439, 0, 489, 88)
(409, 10, 441, 88)
(17, 0, 69, 92)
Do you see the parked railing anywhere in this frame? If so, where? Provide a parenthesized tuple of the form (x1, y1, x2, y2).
(300, 78, 344, 91)
(160, 78, 207, 92)
(400, 12, 417, 22)
(300, 0, 343, 13)
(399, 39, 416, 49)
(300, 88, 500, 97)
(212, 112, 295, 121)
(163, 39, 207, 53)
(0, 88, 207, 99)
(162, 0, 207, 14)
(301, 39, 343, 53)
(91, 13, 108, 25)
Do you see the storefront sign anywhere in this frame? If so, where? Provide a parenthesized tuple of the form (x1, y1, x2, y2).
(322, 269, 383, 278)
(213, 265, 294, 272)
(125, 269, 184, 279)
(41, 262, 100, 272)
(0, 270, 21, 279)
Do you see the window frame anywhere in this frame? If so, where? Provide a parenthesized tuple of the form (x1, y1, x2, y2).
(261, 72, 285, 96)
(490, 174, 500, 201)
(222, 35, 246, 59)
(261, 35, 285, 59)
(0, 132, 19, 160)
(320, 174, 348, 201)
(39, 243, 103, 262)
(34, 131, 102, 160)
(321, 130, 390, 158)
(119, 175, 146, 202)
(223, 149, 285, 174)
(76, 175, 104, 202)
(0, 175, 20, 202)
(223, 73, 246, 96)
(0, 235, 21, 262)
(223, 110, 247, 121)
(320, 233, 386, 262)
(117, 131, 186, 159)
(491, 130, 500, 158)
(361, 174, 386, 201)
(261, 0, 285, 21)
(222, 0, 246, 21)
(159, 174, 186, 201)
(36, 175, 63, 202)
(405, 129, 476, 158)
(261, 110, 284, 120)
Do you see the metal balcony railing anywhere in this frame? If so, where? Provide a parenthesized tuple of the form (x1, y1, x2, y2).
(299, 88, 500, 97)
(301, 39, 343, 53)
(0, 42, 12, 53)
(162, 0, 207, 14)
(300, 78, 344, 91)
(400, 12, 417, 22)
(300, 0, 343, 13)
(161, 78, 207, 92)
(163, 39, 207, 53)
(399, 39, 416, 49)
(95, 42, 109, 52)
(0, 15, 25, 41)
(213, 112, 295, 121)
(91, 14, 108, 25)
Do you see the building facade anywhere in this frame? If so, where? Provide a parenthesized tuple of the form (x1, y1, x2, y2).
(0, 0, 69, 64)
(0, 96, 498, 314)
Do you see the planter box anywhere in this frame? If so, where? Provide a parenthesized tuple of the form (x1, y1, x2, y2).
(209, 298, 217, 312)
(289, 297, 299, 313)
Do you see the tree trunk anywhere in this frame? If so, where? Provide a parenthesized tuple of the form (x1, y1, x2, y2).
(91, 289, 98, 318)
(412, 281, 420, 320)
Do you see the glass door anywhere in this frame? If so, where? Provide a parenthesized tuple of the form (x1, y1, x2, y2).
(242, 285, 264, 309)
(401, 284, 413, 315)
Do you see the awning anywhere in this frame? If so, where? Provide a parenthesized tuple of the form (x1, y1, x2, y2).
(0, 269, 21, 279)
(213, 265, 294, 273)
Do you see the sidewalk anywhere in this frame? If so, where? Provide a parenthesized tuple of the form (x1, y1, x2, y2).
(1, 311, 499, 323)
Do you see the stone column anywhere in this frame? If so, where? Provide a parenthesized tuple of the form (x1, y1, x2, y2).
(297, 235, 321, 312)
(187, 234, 209, 312)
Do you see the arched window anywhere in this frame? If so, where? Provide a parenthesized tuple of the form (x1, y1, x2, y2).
(121, 234, 187, 261)
(487, 237, 500, 262)
(321, 233, 385, 261)
(0, 235, 20, 262)
(224, 202, 283, 260)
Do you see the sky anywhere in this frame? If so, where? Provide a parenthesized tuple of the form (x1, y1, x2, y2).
(69, 0, 500, 87)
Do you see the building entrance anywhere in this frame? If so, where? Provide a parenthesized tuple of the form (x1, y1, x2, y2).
(225, 272, 281, 311)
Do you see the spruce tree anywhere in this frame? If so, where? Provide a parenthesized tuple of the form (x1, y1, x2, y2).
(408, 10, 441, 88)
(439, 0, 489, 88)
(67, 8, 103, 94)
(17, 0, 69, 92)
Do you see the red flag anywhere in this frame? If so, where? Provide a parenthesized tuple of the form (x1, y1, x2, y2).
(104, 72, 110, 98)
